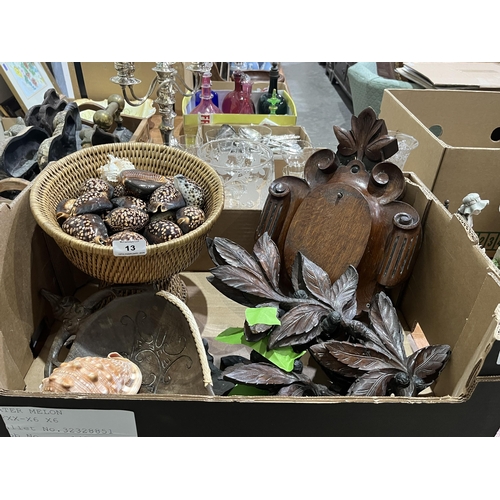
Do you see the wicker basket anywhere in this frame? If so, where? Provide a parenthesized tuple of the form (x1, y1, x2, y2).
(30, 142, 224, 284)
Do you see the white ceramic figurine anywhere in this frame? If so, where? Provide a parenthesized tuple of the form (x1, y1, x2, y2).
(457, 193, 489, 228)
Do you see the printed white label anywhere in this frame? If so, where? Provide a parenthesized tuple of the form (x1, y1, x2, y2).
(112, 239, 147, 256)
(0, 406, 138, 437)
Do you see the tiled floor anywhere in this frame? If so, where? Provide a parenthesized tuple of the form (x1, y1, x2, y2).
(281, 62, 353, 151)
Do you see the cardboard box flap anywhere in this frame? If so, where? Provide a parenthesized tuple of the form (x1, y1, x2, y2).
(450, 276, 500, 397)
(0, 189, 58, 390)
(380, 88, 500, 258)
(380, 90, 447, 190)
(384, 89, 500, 148)
(398, 185, 500, 397)
(0, 333, 26, 390)
(435, 146, 500, 236)
(399, 63, 500, 89)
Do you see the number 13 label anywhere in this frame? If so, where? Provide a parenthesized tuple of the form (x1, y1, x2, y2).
(112, 239, 147, 256)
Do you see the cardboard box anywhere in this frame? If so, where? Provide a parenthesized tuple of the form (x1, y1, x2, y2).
(200, 124, 312, 179)
(396, 62, 500, 89)
(200, 124, 310, 144)
(183, 82, 297, 133)
(2, 173, 500, 436)
(379, 89, 500, 257)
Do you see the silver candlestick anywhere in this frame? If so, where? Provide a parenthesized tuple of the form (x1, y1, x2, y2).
(111, 62, 205, 146)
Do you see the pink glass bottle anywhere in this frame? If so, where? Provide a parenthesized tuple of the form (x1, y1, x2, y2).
(190, 72, 221, 116)
(221, 70, 244, 113)
(239, 77, 255, 114)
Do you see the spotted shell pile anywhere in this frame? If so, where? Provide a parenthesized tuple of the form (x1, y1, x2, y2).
(56, 158, 207, 246)
(40, 353, 142, 394)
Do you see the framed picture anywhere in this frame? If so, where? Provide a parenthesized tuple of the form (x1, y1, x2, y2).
(0, 62, 61, 113)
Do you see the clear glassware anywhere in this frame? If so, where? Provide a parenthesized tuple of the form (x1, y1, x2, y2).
(172, 134, 203, 156)
(198, 138, 274, 209)
(204, 125, 272, 144)
(387, 131, 419, 169)
(280, 139, 313, 178)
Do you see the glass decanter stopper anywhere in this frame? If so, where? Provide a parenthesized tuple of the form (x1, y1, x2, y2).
(257, 62, 288, 115)
(239, 75, 255, 114)
(190, 71, 221, 117)
(194, 62, 219, 107)
(268, 89, 280, 115)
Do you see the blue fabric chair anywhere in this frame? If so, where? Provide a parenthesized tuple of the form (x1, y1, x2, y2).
(347, 62, 421, 116)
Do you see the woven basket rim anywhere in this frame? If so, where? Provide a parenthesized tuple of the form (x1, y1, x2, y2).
(29, 142, 224, 257)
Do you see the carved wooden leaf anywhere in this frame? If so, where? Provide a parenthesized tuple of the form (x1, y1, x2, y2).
(223, 362, 304, 386)
(351, 108, 386, 160)
(309, 342, 361, 378)
(212, 237, 264, 280)
(407, 344, 451, 384)
(253, 232, 281, 292)
(351, 108, 382, 142)
(278, 382, 337, 396)
(277, 384, 309, 396)
(347, 369, 399, 396)
(270, 323, 323, 349)
(330, 265, 358, 319)
(290, 252, 312, 297)
(210, 266, 284, 302)
(207, 237, 227, 267)
(365, 135, 398, 162)
(333, 125, 356, 156)
(268, 303, 328, 348)
(325, 340, 402, 372)
(342, 318, 383, 347)
(368, 292, 406, 362)
(301, 253, 333, 304)
(206, 275, 266, 308)
(244, 320, 273, 343)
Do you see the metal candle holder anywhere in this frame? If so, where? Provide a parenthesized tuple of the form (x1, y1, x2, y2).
(111, 62, 205, 146)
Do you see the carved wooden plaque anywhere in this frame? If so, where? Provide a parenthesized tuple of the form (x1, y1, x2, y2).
(256, 108, 422, 313)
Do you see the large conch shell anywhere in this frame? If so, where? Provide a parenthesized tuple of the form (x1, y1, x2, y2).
(98, 154, 136, 184)
(40, 352, 142, 394)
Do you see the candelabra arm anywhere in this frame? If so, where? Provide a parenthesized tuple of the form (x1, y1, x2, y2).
(172, 72, 202, 96)
(120, 76, 159, 107)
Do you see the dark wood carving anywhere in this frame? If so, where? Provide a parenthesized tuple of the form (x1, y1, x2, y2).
(223, 362, 336, 396)
(206, 235, 451, 397)
(308, 291, 451, 397)
(256, 107, 421, 313)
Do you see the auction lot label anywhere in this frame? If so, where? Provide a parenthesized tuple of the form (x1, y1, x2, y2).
(0, 406, 138, 437)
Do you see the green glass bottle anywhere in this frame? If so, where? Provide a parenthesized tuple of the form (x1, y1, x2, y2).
(257, 62, 288, 115)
